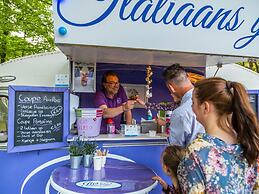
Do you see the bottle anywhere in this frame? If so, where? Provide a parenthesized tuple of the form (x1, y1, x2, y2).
(106, 118, 115, 134)
(165, 111, 172, 120)
(165, 111, 172, 135)
(147, 109, 152, 120)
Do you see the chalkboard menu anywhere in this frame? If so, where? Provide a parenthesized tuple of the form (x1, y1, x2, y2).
(8, 86, 69, 153)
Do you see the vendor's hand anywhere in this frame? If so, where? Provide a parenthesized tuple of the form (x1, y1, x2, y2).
(123, 100, 135, 111)
(152, 176, 168, 190)
(157, 118, 167, 126)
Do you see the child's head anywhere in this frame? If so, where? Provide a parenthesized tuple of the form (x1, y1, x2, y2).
(161, 145, 185, 176)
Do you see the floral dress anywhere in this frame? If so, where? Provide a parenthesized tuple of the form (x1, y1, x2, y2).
(177, 133, 259, 194)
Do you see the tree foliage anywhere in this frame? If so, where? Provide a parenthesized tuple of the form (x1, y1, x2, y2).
(237, 60, 259, 73)
(0, 0, 55, 63)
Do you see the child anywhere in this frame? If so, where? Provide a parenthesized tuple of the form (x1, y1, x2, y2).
(153, 145, 185, 194)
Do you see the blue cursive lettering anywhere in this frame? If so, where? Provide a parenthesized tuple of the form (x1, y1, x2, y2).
(204, 7, 244, 31)
(57, 0, 118, 27)
(186, 5, 213, 27)
(57, 0, 253, 48)
(234, 18, 259, 49)
(120, 0, 151, 22)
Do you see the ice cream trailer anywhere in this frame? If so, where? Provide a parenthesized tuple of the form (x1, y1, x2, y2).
(0, 0, 258, 194)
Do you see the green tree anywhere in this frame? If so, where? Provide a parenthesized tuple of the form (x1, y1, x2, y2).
(0, 0, 55, 63)
(238, 60, 259, 73)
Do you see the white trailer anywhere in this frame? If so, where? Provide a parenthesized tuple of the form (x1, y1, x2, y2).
(206, 63, 259, 90)
(0, 51, 69, 90)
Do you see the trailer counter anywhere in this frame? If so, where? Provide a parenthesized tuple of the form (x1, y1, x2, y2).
(0, 134, 169, 194)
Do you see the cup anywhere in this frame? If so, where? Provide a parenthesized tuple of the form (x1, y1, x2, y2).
(101, 156, 106, 167)
(93, 156, 102, 171)
(161, 125, 166, 134)
(149, 130, 156, 137)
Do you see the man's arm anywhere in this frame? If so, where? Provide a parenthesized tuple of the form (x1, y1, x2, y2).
(125, 109, 132, 124)
(169, 114, 191, 147)
(99, 104, 124, 118)
(99, 101, 135, 119)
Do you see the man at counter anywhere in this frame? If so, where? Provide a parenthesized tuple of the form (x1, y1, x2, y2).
(162, 64, 205, 147)
(94, 71, 135, 134)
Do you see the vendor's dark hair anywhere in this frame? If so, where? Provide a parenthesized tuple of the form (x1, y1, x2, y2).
(162, 145, 185, 175)
(194, 77, 259, 166)
(101, 71, 119, 83)
(162, 64, 189, 85)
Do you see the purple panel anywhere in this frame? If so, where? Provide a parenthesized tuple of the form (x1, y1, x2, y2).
(51, 158, 157, 193)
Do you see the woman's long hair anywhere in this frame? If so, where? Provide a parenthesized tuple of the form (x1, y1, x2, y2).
(194, 77, 259, 166)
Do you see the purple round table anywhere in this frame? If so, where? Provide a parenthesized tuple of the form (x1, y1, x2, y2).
(50, 158, 158, 194)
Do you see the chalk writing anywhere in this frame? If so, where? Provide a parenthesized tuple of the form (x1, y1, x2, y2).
(14, 91, 64, 146)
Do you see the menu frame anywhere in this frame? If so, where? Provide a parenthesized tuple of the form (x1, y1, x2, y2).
(7, 86, 70, 153)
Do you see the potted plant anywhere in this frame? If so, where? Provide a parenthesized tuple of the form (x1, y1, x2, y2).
(82, 141, 98, 167)
(69, 140, 83, 169)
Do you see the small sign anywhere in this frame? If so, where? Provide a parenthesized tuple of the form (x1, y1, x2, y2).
(55, 74, 69, 87)
(7, 86, 69, 153)
(76, 180, 121, 190)
(121, 124, 140, 136)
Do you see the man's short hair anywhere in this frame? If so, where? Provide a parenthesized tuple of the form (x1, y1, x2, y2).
(101, 71, 119, 83)
(162, 64, 189, 85)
